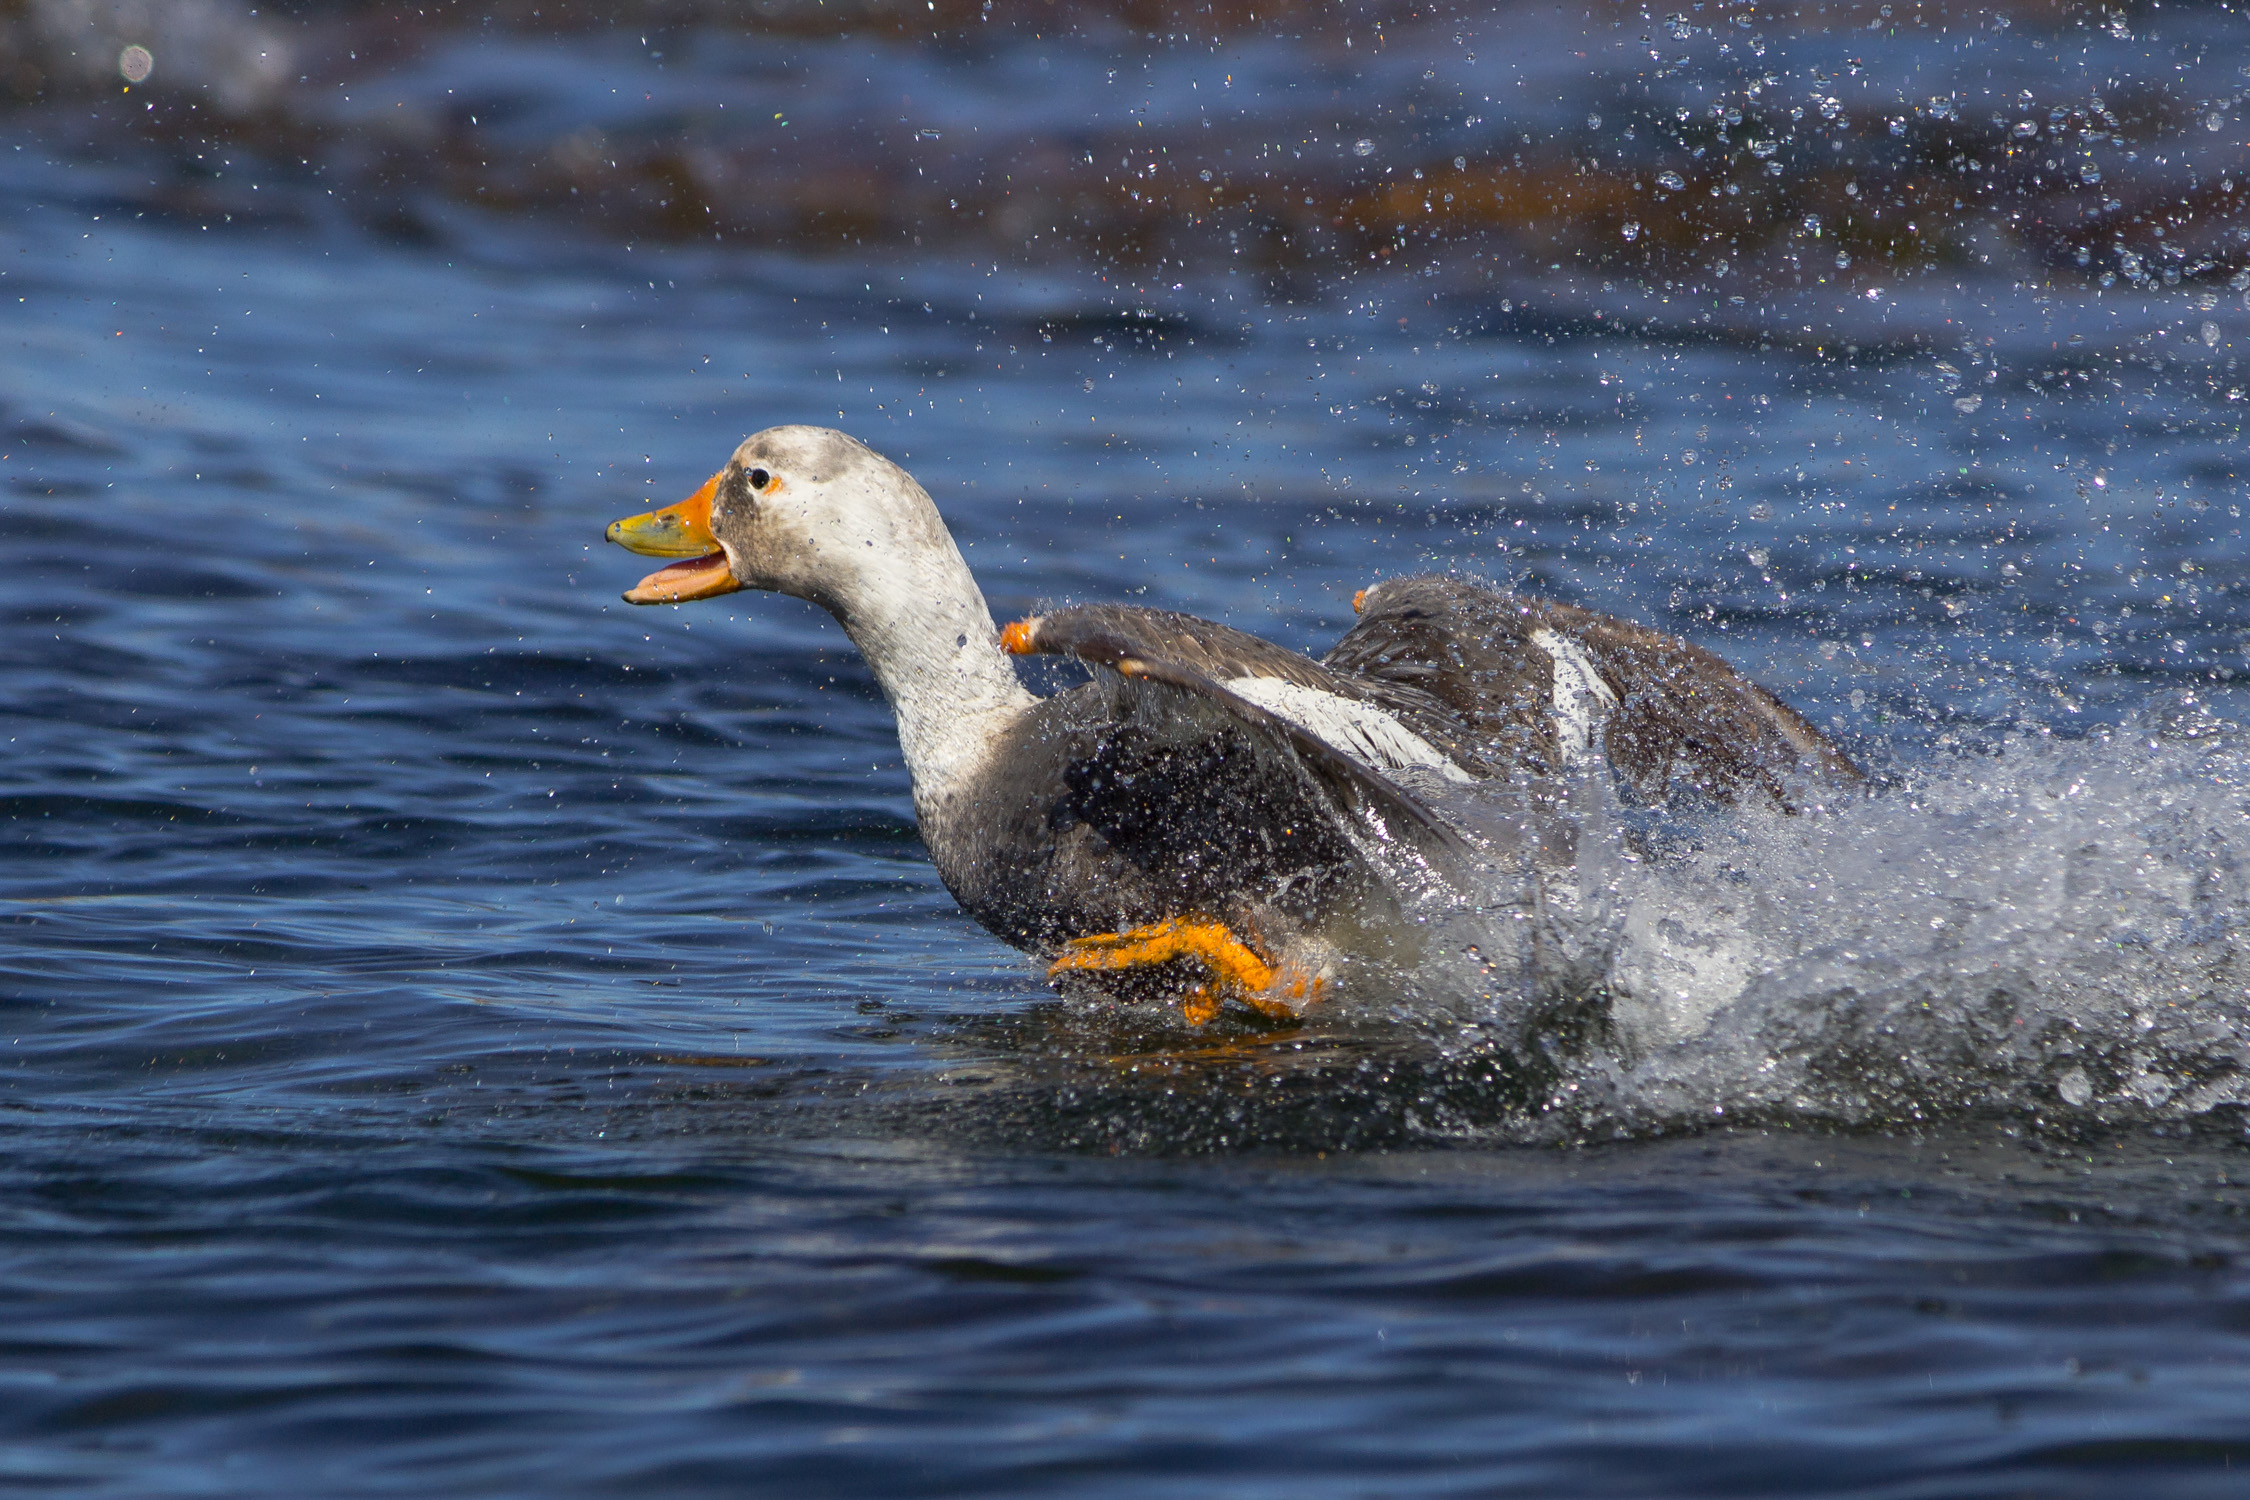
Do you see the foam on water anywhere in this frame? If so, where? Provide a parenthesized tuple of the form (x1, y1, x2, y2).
(1413, 691, 2250, 1137)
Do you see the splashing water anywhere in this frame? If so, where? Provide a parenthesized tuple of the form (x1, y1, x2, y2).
(1326, 692, 2250, 1140)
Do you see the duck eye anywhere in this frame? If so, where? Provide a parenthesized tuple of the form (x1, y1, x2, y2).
(748, 468, 771, 489)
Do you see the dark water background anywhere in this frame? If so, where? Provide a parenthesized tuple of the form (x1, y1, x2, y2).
(8, 0, 2250, 1492)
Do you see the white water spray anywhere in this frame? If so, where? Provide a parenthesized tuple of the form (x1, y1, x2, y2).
(1390, 692, 2250, 1134)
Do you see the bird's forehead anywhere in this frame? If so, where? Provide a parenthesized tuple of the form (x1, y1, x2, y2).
(732, 426, 869, 481)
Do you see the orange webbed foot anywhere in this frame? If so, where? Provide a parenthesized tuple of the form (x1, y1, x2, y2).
(1180, 984, 1222, 1028)
(1048, 916, 1324, 1026)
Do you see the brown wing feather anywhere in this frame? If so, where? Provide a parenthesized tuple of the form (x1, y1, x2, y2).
(1003, 604, 1482, 869)
(1008, 604, 1363, 695)
(1329, 576, 1859, 806)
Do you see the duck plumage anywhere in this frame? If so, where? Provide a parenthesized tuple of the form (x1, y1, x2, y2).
(608, 425, 1855, 1024)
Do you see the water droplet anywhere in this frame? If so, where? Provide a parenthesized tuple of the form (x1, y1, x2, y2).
(1622, 221, 1641, 241)
(1587, 112, 1603, 130)
(1656, 170, 1686, 191)
(1352, 138, 1376, 157)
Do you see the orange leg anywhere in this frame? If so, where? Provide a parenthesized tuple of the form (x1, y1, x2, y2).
(1048, 916, 1319, 1025)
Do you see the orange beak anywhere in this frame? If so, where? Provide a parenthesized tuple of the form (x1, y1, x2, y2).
(606, 471, 744, 605)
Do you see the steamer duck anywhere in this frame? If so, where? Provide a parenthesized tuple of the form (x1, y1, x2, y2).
(607, 426, 1855, 1026)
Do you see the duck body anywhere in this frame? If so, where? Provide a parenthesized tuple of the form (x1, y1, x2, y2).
(917, 677, 1381, 956)
(608, 425, 1856, 1026)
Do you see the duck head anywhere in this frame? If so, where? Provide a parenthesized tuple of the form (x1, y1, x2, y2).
(606, 425, 958, 618)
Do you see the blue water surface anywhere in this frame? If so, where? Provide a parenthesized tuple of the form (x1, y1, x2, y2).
(6, 42, 2250, 1492)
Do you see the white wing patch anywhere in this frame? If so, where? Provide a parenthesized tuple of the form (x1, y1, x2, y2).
(1530, 627, 1620, 767)
(1223, 676, 1474, 784)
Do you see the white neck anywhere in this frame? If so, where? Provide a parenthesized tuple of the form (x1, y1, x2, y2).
(830, 544, 1034, 815)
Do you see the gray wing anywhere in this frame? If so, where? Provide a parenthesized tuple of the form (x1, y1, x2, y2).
(1327, 576, 1860, 807)
(1004, 605, 1484, 873)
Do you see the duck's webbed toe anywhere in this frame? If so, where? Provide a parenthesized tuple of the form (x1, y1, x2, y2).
(1048, 915, 1328, 1026)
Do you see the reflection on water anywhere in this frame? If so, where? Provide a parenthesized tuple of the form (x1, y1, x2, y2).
(5, 2, 2250, 1494)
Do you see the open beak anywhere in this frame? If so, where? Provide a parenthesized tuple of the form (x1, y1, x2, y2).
(606, 471, 744, 605)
